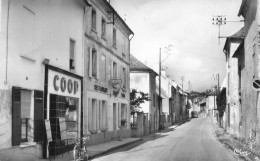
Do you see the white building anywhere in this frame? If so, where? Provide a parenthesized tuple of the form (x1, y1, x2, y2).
(0, 0, 89, 159)
(83, 0, 134, 144)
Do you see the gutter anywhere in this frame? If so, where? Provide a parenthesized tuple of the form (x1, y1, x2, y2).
(4, 0, 11, 84)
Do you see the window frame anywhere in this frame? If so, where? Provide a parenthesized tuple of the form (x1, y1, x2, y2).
(101, 18, 106, 39)
(113, 28, 117, 47)
(70, 39, 75, 70)
(91, 8, 97, 31)
(91, 48, 98, 79)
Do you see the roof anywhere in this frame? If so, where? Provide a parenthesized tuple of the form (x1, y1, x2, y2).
(223, 27, 245, 53)
(238, 0, 247, 17)
(130, 54, 158, 75)
(233, 42, 244, 58)
(103, 0, 134, 35)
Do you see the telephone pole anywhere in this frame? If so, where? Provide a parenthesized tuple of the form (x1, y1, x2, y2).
(180, 76, 185, 91)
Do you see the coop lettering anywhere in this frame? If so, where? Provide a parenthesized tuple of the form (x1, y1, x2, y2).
(53, 75, 79, 94)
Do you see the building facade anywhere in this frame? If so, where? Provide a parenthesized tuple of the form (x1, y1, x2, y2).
(234, 0, 260, 154)
(0, 0, 88, 159)
(223, 27, 244, 138)
(83, 0, 134, 145)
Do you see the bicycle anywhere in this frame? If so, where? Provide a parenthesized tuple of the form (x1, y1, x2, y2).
(73, 136, 89, 161)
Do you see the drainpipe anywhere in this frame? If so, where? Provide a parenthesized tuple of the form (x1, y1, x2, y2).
(5, 0, 11, 84)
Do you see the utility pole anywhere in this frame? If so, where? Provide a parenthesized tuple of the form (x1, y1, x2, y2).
(212, 15, 244, 44)
(158, 48, 161, 129)
(212, 15, 226, 44)
(158, 44, 172, 130)
(180, 76, 185, 91)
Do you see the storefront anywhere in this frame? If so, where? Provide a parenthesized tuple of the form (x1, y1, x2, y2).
(44, 65, 82, 158)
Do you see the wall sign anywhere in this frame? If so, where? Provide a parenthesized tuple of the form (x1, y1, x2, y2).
(94, 85, 108, 93)
(48, 70, 81, 98)
(53, 75, 79, 94)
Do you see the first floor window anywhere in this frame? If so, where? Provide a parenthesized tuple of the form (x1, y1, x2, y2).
(88, 98, 107, 133)
(120, 103, 127, 127)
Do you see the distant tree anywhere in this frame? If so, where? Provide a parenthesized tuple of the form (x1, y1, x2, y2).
(130, 89, 150, 115)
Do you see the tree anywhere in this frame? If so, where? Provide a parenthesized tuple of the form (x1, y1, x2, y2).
(130, 89, 150, 115)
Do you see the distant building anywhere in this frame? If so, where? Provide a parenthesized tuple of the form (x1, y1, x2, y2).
(130, 54, 158, 133)
(223, 27, 244, 137)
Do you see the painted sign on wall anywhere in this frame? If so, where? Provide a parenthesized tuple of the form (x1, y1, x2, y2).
(48, 70, 81, 98)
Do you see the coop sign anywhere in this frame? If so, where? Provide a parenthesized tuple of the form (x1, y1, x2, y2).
(53, 75, 79, 94)
(48, 70, 80, 97)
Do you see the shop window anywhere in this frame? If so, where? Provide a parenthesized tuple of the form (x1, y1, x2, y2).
(120, 103, 127, 127)
(113, 28, 116, 47)
(70, 39, 75, 70)
(91, 9, 96, 31)
(101, 18, 106, 38)
(49, 94, 79, 155)
(12, 87, 44, 146)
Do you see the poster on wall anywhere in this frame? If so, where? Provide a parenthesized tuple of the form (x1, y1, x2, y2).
(45, 120, 52, 142)
(59, 117, 68, 140)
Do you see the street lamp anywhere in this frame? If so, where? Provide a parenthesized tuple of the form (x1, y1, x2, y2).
(158, 44, 172, 130)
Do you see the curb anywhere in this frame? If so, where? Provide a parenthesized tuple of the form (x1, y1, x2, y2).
(88, 138, 143, 160)
(211, 119, 253, 161)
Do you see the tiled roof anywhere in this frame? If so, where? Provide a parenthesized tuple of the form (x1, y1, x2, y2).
(223, 27, 245, 53)
(229, 27, 245, 39)
(130, 54, 156, 74)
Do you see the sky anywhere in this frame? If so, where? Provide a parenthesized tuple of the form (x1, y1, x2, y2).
(110, 0, 244, 92)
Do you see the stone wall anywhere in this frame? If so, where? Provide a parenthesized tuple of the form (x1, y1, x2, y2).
(0, 88, 12, 149)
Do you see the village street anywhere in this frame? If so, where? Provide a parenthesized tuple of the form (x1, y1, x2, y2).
(92, 118, 238, 161)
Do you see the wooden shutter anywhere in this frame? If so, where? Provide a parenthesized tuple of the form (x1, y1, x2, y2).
(12, 87, 21, 146)
(34, 90, 44, 142)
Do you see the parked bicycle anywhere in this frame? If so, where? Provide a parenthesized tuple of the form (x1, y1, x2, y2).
(73, 136, 89, 161)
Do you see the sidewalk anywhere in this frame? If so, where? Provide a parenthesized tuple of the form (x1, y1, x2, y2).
(0, 120, 187, 161)
(212, 119, 260, 161)
(0, 138, 142, 161)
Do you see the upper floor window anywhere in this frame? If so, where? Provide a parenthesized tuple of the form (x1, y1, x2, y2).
(91, 9, 96, 30)
(122, 67, 126, 89)
(92, 49, 97, 78)
(113, 61, 117, 78)
(70, 39, 75, 70)
(100, 54, 106, 82)
(101, 18, 106, 38)
(113, 28, 116, 47)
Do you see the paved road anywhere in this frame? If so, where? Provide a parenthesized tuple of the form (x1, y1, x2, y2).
(92, 118, 239, 161)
